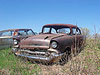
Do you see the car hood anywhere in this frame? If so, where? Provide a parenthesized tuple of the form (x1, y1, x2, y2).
(28, 34, 65, 40)
(19, 34, 65, 49)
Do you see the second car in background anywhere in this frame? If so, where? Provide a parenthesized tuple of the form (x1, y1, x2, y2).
(0, 29, 35, 49)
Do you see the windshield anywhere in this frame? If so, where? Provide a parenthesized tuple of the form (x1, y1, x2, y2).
(42, 27, 71, 34)
(18, 29, 35, 36)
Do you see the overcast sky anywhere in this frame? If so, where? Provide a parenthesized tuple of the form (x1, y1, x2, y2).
(0, 0, 100, 34)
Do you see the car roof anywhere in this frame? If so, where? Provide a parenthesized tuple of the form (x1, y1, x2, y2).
(0, 29, 32, 32)
(43, 24, 77, 28)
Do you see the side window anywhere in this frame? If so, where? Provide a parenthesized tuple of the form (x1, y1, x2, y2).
(11, 31, 14, 36)
(0, 32, 2, 36)
(1, 31, 12, 36)
(72, 28, 76, 35)
(76, 28, 81, 35)
(72, 28, 81, 35)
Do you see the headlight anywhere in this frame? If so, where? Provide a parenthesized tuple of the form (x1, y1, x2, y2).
(14, 39, 18, 45)
(51, 41, 58, 49)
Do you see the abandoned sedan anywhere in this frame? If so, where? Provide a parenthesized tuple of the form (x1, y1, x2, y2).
(0, 29, 35, 49)
(12, 24, 85, 63)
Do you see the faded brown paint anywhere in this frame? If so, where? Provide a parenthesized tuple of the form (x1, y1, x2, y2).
(44, 24, 77, 28)
(13, 24, 85, 63)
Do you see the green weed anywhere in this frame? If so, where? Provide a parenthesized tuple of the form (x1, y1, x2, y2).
(0, 48, 40, 75)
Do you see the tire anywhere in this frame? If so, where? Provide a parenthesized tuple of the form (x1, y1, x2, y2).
(59, 48, 71, 65)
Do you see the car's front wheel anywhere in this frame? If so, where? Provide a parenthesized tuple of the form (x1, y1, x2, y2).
(59, 47, 71, 65)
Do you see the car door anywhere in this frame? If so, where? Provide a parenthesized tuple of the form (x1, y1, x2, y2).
(0, 31, 13, 49)
(72, 28, 84, 48)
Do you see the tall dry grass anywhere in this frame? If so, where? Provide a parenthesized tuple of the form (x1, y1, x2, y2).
(38, 38, 100, 75)
(0, 28, 100, 75)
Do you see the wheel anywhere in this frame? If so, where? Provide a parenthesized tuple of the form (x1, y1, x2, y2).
(59, 48, 71, 65)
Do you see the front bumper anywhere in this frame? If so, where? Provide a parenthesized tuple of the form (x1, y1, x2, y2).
(12, 48, 64, 63)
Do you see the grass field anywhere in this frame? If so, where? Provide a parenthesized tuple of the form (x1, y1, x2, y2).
(0, 39, 100, 75)
(0, 48, 41, 75)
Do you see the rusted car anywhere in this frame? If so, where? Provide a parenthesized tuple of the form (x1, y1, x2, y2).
(0, 29, 35, 49)
(12, 24, 85, 63)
